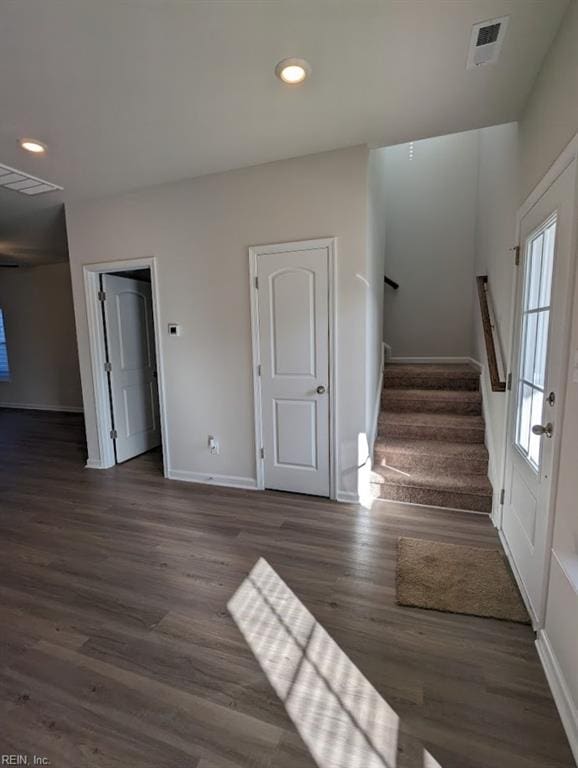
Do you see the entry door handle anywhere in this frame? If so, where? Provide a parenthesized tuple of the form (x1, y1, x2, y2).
(532, 422, 553, 438)
(316, 385, 327, 395)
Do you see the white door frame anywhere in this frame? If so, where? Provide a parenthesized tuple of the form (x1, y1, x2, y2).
(83, 257, 170, 475)
(249, 237, 338, 500)
(497, 134, 578, 625)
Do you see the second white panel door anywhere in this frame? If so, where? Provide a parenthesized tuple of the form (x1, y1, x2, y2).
(102, 273, 161, 463)
(256, 246, 330, 496)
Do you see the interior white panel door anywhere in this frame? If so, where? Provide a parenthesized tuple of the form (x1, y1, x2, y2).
(256, 247, 330, 496)
(502, 161, 576, 621)
(102, 274, 161, 463)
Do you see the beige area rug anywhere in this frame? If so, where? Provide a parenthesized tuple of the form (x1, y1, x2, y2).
(396, 537, 530, 624)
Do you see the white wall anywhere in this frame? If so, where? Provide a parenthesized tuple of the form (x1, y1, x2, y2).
(519, 0, 578, 203)
(473, 123, 519, 492)
(66, 146, 370, 499)
(518, 1, 578, 758)
(0, 262, 82, 411)
(381, 131, 479, 358)
(366, 148, 387, 446)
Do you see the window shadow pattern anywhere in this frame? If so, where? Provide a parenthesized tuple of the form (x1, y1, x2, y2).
(228, 558, 442, 768)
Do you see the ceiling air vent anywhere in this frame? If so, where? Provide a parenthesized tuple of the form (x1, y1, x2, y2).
(0, 162, 63, 196)
(467, 16, 509, 69)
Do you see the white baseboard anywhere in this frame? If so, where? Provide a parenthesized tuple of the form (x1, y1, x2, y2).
(167, 469, 258, 491)
(336, 490, 359, 504)
(167, 466, 359, 502)
(0, 402, 84, 413)
(536, 630, 578, 765)
(467, 356, 483, 370)
(389, 356, 476, 365)
(86, 458, 108, 470)
(383, 343, 392, 362)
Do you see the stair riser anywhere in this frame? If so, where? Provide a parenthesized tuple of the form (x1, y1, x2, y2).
(372, 482, 492, 514)
(380, 397, 482, 416)
(374, 451, 488, 475)
(383, 377, 479, 391)
(379, 421, 485, 444)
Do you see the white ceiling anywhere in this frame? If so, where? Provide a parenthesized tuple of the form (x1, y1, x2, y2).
(0, 0, 569, 265)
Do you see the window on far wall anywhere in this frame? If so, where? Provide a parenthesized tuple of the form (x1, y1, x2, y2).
(0, 308, 10, 381)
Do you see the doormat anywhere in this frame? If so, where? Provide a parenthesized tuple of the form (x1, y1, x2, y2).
(396, 537, 530, 624)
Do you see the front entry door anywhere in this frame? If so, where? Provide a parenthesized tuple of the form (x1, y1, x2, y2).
(502, 161, 576, 622)
(102, 273, 161, 463)
(254, 244, 331, 496)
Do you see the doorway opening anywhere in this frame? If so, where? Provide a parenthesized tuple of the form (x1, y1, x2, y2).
(83, 258, 168, 476)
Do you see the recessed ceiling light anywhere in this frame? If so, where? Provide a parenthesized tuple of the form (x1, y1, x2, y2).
(19, 139, 47, 154)
(275, 58, 311, 85)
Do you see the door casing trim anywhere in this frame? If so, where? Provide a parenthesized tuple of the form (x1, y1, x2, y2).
(249, 237, 338, 500)
(83, 257, 169, 476)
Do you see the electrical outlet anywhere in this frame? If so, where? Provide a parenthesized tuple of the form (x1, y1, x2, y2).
(208, 435, 220, 455)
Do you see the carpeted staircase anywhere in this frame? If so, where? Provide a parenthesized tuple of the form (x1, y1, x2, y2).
(371, 363, 493, 514)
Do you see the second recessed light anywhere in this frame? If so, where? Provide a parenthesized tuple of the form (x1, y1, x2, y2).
(20, 138, 47, 154)
(275, 58, 311, 85)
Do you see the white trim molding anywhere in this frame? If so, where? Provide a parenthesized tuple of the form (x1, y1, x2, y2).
(336, 490, 359, 504)
(467, 357, 483, 370)
(85, 458, 106, 470)
(248, 237, 338, 500)
(82, 257, 170, 476)
(0, 402, 83, 413)
(368, 341, 385, 455)
(536, 631, 578, 764)
(167, 469, 258, 491)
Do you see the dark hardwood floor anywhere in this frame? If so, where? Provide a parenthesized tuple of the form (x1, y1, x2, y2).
(0, 409, 573, 768)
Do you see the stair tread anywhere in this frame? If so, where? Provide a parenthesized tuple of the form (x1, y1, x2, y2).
(379, 411, 484, 428)
(383, 388, 481, 402)
(383, 364, 480, 392)
(371, 465, 492, 496)
(374, 436, 488, 460)
(377, 363, 489, 512)
(383, 363, 479, 379)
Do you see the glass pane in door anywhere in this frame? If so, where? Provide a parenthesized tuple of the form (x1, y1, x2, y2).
(514, 215, 557, 471)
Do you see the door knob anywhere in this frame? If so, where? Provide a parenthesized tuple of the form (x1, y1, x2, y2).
(532, 422, 553, 438)
(316, 385, 327, 395)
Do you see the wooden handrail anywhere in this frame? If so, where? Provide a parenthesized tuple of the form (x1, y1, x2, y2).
(476, 275, 506, 392)
(384, 275, 399, 290)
